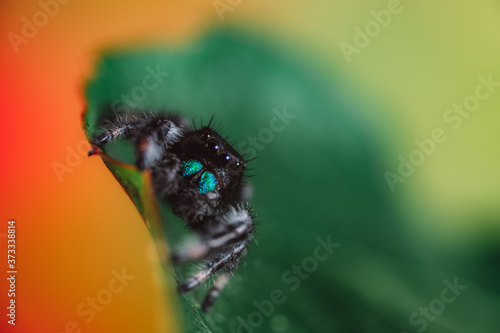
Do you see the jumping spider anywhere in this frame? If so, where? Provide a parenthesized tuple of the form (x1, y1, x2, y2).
(88, 111, 255, 312)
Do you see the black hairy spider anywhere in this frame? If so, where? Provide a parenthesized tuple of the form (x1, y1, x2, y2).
(88, 111, 255, 312)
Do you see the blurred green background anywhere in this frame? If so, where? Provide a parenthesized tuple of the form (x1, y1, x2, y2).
(84, 1, 500, 332)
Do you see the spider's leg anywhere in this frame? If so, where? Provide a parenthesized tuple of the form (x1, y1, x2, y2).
(171, 241, 209, 264)
(178, 242, 247, 294)
(89, 122, 136, 155)
(176, 205, 254, 312)
(172, 205, 254, 263)
(134, 117, 184, 170)
(200, 242, 247, 312)
(90, 113, 187, 170)
(201, 272, 231, 312)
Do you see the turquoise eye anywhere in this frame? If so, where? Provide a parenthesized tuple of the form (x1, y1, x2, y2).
(199, 171, 217, 193)
(181, 160, 203, 177)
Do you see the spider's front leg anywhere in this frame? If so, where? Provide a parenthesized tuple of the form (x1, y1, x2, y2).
(174, 205, 254, 312)
(89, 113, 188, 170)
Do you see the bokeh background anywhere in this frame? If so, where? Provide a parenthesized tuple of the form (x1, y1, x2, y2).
(1, 1, 500, 333)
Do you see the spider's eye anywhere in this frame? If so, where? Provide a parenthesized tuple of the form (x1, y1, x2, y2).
(218, 153, 231, 166)
(206, 140, 219, 154)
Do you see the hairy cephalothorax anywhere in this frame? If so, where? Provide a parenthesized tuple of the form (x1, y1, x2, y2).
(88, 112, 255, 312)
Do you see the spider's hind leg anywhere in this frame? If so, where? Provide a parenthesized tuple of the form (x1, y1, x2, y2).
(178, 242, 247, 312)
(175, 205, 254, 312)
(201, 272, 231, 312)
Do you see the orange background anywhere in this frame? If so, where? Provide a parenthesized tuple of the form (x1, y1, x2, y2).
(0, 1, 218, 332)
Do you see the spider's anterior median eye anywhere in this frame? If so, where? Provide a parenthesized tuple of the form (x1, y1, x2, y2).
(199, 171, 217, 193)
(206, 141, 219, 154)
(181, 159, 203, 177)
(218, 153, 231, 166)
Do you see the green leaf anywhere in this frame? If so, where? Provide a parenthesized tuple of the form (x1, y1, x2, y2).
(84, 29, 500, 333)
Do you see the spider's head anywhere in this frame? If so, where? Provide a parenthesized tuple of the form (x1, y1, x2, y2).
(178, 127, 246, 194)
